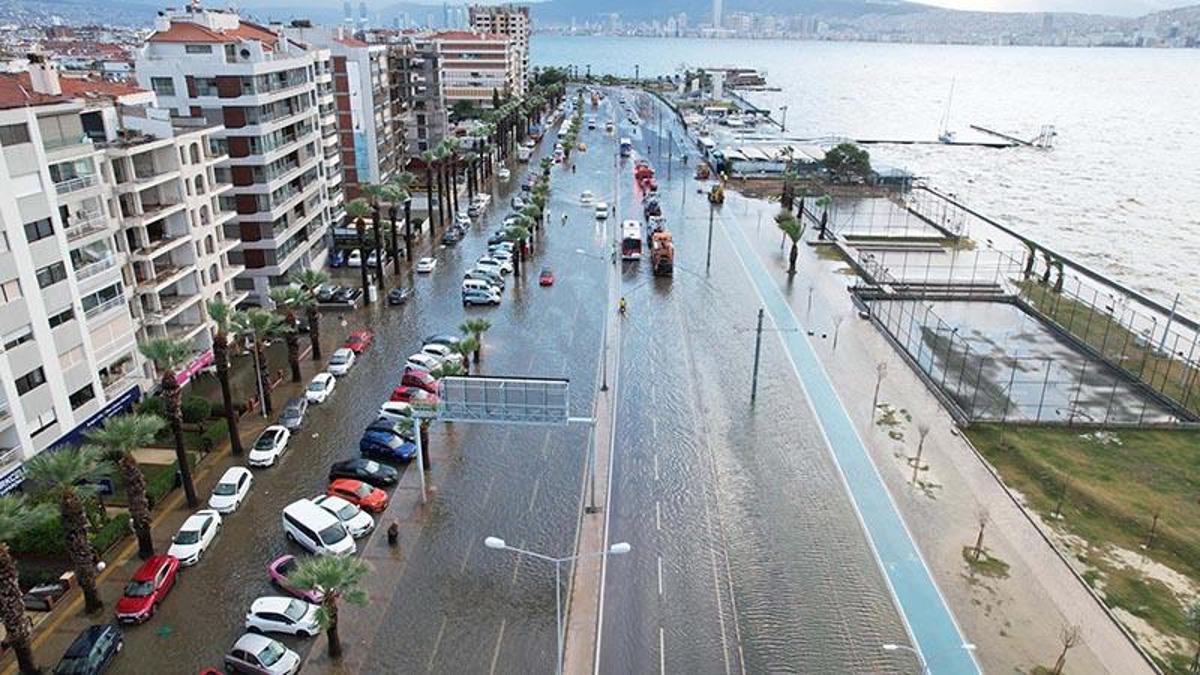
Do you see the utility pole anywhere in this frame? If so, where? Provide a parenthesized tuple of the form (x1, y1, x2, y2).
(667, 131, 673, 179)
(780, 105, 788, 132)
(706, 200, 715, 273)
(872, 362, 888, 422)
(750, 308, 765, 403)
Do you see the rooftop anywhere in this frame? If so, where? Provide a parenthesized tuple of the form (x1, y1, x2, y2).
(0, 74, 64, 110)
(148, 18, 282, 48)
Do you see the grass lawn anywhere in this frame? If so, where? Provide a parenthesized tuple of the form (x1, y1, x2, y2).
(968, 424, 1200, 672)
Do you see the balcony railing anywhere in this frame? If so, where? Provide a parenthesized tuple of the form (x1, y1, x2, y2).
(0, 448, 18, 471)
(84, 295, 125, 319)
(101, 373, 139, 397)
(74, 256, 118, 281)
(55, 174, 99, 195)
(65, 211, 109, 241)
(43, 134, 90, 151)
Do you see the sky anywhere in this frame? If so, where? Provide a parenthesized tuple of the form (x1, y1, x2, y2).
(916, 0, 1188, 16)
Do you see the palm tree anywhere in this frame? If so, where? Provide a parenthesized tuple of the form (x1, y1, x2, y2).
(291, 269, 330, 362)
(776, 210, 806, 277)
(269, 287, 306, 383)
(539, 156, 553, 178)
(459, 318, 492, 363)
(451, 337, 477, 375)
(388, 173, 415, 272)
(24, 448, 109, 613)
(85, 414, 164, 559)
(207, 299, 244, 455)
(291, 555, 370, 659)
(504, 224, 530, 275)
(346, 198, 373, 304)
(420, 149, 440, 235)
(361, 183, 392, 289)
(0, 495, 54, 674)
(232, 308, 286, 415)
(139, 338, 199, 507)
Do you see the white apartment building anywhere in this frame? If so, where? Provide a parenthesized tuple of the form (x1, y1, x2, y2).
(136, 7, 341, 302)
(433, 31, 522, 110)
(0, 63, 236, 493)
(468, 4, 530, 94)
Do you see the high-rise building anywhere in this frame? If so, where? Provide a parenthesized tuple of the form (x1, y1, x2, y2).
(433, 31, 523, 108)
(0, 61, 238, 492)
(358, 1, 368, 30)
(713, 0, 723, 29)
(386, 34, 446, 156)
(468, 4, 530, 94)
(136, 7, 342, 302)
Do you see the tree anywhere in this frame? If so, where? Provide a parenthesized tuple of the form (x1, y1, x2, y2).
(912, 423, 931, 485)
(491, 88, 502, 110)
(290, 269, 330, 362)
(459, 318, 492, 363)
(232, 309, 286, 416)
(269, 287, 306, 383)
(775, 211, 806, 277)
(823, 142, 871, 180)
(0, 495, 54, 674)
(362, 183, 397, 289)
(1051, 624, 1082, 675)
(505, 224, 530, 275)
(291, 554, 370, 659)
(346, 198, 373, 304)
(451, 99, 477, 120)
(206, 299, 244, 455)
(388, 173, 415, 271)
(85, 414, 164, 559)
(420, 149, 439, 236)
(139, 337, 198, 507)
(25, 447, 109, 613)
(452, 337, 477, 375)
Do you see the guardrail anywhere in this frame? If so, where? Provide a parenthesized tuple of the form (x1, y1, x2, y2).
(74, 256, 118, 281)
(55, 174, 99, 195)
(84, 295, 126, 319)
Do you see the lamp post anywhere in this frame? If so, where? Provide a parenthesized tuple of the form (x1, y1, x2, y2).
(882, 641, 975, 674)
(484, 537, 631, 675)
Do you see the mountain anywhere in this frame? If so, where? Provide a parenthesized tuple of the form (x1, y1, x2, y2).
(519, 0, 923, 24)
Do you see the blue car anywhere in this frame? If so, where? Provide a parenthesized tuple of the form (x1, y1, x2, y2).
(329, 250, 346, 268)
(360, 430, 417, 462)
(54, 624, 123, 675)
(366, 417, 415, 442)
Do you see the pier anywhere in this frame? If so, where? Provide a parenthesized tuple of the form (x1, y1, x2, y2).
(856, 138, 1017, 149)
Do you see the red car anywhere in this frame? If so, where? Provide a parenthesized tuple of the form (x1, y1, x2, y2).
(401, 367, 438, 394)
(539, 268, 555, 286)
(390, 386, 439, 406)
(326, 479, 388, 513)
(344, 329, 374, 353)
(115, 554, 179, 623)
(267, 555, 322, 604)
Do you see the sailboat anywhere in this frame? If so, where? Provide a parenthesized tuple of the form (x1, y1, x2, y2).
(938, 79, 956, 143)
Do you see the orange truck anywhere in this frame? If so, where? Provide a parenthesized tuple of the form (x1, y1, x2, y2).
(650, 230, 674, 277)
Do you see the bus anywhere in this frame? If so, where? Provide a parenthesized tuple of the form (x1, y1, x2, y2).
(620, 220, 643, 261)
(619, 138, 633, 157)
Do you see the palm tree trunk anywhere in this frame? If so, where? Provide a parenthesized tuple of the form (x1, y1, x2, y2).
(119, 454, 155, 559)
(61, 491, 102, 613)
(372, 203, 386, 289)
(325, 599, 342, 658)
(356, 218, 371, 305)
(0, 544, 39, 674)
(162, 371, 198, 507)
(403, 199, 414, 261)
(513, 242, 523, 276)
(255, 339, 274, 415)
(389, 205, 401, 275)
(214, 334, 243, 455)
(435, 166, 447, 232)
(285, 331, 301, 383)
(307, 306, 322, 362)
(420, 421, 431, 470)
(450, 159, 460, 214)
(424, 168, 435, 235)
(788, 242, 799, 276)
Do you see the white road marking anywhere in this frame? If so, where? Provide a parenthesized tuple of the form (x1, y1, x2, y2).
(527, 476, 541, 512)
(656, 501, 661, 530)
(654, 454, 659, 481)
(489, 619, 507, 675)
(659, 626, 666, 675)
(426, 616, 448, 672)
(657, 555, 664, 596)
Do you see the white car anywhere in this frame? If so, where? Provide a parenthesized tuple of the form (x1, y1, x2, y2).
(245, 597, 320, 638)
(346, 249, 362, 268)
(491, 250, 514, 265)
(580, 190, 595, 204)
(168, 509, 222, 566)
(208, 467, 253, 514)
(312, 495, 375, 539)
(511, 196, 526, 210)
(476, 256, 512, 275)
(595, 202, 609, 220)
(497, 167, 511, 181)
(455, 212, 472, 227)
(422, 342, 466, 369)
(405, 352, 443, 373)
(415, 257, 437, 273)
(224, 633, 301, 675)
(327, 348, 356, 376)
(248, 425, 291, 468)
(366, 249, 388, 268)
(378, 401, 414, 423)
(305, 372, 336, 404)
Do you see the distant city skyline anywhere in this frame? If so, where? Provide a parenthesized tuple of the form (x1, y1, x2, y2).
(914, 0, 1189, 17)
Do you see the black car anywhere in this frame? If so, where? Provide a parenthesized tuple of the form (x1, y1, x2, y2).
(328, 458, 398, 487)
(278, 397, 308, 430)
(366, 417, 415, 442)
(332, 287, 363, 305)
(54, 624, 123, 675)
(315, 284, 337, 303)
(387, 287, 412, 305)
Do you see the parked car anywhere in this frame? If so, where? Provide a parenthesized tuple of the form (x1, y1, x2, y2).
(328, 458, 398, 487)
(360, 429, 417, 463)
(312, 495, 374, 539)
(305, 372, 336, 404)
(331, 287, 362, 305)
(404, 352, 443, 373)
(511, 196, 526, 210)
(208, 467, 253, 514)
(539, 268, 556, 286)
(377, 400, 414, 423)
(497, 167, 511, 182)
(327, 250, 346, 268)
(415, 257, 437, 273)
(465, 268, 504, 290)
(366, 248, 389, 268)
(326, 479, 388, 513)
(390, 386, 439, 407)
(344, 329, 374, 353)
(476, 256, 512, 275)
(401, 367, 438, 394)
(487, 232, 508, 246)
(53, 624, 123, 675)
(346, 250, 363, 268)
(387, 287, 412, 305)
(455, 212, 472, 227)
(244, 597, 320, 638)
(267, 555, 322, 604)
(168, 509, 222, 566)
(580, 190, 595, 204)
(441, 230, 462, 246)
(463, 289, 501, 306)
(422, 342, 466, 368)
(281, 499, 356, 557)
(366, 417, 414, 442)
(423, 334, 461, 348)
(223, 633, 301, 675)
(595, 202, 609, 220)
(248, 426, 291, 468)
(315, 284, 337, 302)
(327, 348, 356, 376)
(278, 397, 308, 431)
(114, 555, 179, 623)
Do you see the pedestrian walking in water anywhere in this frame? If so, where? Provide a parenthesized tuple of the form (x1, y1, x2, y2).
(561, 212, 569, 226)
(571, 164, 576, 174)
(387, 522, 400, 547)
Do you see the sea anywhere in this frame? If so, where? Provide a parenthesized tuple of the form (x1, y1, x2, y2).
(531, 35, 1200, 314)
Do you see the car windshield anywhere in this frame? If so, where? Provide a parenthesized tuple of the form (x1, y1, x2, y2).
(175, 529, 200, 545)
(331, 353, 348, 364)
(257, 641, 287, 667)
(54, 656, 91, 675)
(284, 599, 308, 621)
(363, 461, 381, 473)
(318, 522, 347, 545)
(124, 579, 155, 597)
(308, 380, 326, 392)
(354, 484, 373, 498)
(254, 434, 276, 450)
(335, 502, 358, 519)
(213, 481, 238, 496)
(277, 558, 295, 575)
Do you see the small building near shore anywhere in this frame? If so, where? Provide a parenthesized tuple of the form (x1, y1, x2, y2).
(715, 143, 825, 177)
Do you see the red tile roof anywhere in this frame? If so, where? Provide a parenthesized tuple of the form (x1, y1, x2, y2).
(55, 75, 146, 99)
(148, 19, 281, 48)
(0, 74, 65, 109)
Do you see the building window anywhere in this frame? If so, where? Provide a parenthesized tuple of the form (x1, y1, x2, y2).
(185, 44, 213, 54)
(2, 324, 33, 350)
(48, 307, 75, 328)
(69, 384, 96, 410)
(23, 217, 55, 243)
(30, 407, 56, 436)
(15, 367, 46, 395)
(150, 77, 176, 96)
(80, 282, 123, 315)
(59, 345, 86, 369)
(0, 123, 30, 146)
(36, 262, 68, 289)
(0, 231, 9, 253)
(0, 278, 21, 304)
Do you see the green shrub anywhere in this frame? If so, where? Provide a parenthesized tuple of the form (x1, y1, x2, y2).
(9, 512, 67, 557)
(145, 463, 180, 507)
(136, 396, 167, 419)
(181, 396, 212, 424)
(91, 513, 131, 556)
(199, 418, 229, 452)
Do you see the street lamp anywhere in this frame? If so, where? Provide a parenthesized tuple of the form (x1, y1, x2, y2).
(483, 537, 631, 675)
(882, 641, 975, 674)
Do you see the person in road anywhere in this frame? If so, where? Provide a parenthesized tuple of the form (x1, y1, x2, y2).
(561, 212, 569, 226)
(619, 297, 627, 315)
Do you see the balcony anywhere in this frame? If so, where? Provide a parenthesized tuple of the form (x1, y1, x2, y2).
(142, 293, 201, 324)
(0, 400, 11, 429)
(74, 255, 120, 281)
(55, 174, 99, 195)
(0, 447, 18, 473)
(101, 372, 140, 398)
(131, 233, 189, 261)
(136, 262, 192, 292)
(84, 295, 126, 320)
(164, 321, 207, 342)
(65, 210, 111, 242)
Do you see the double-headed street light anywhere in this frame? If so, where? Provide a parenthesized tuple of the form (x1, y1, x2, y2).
(881, 641, 976, 674)
(484, 537, 631, 675)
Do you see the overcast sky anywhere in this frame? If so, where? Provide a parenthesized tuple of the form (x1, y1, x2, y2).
(917, 0, 1187, 16)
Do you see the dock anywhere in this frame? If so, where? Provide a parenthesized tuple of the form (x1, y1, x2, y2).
(969, 124, 1035, 147)
(856, 138, 1017, 149)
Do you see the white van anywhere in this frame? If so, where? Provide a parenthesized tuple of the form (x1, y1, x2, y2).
(595, 202, 609, 220)
(462, 278, 498, 294)
(282, 499, 356, 557)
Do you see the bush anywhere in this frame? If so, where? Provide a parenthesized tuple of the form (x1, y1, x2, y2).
(91, 513, 131, 556)
(199, 418, 229, 452)
(136, 396, 167, 419)
(181, 396, 212, 424)
(9, 507, 132, 558)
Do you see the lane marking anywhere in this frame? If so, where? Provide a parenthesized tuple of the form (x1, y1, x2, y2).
(510, 540, 523, 586)
(659, 626, 666, 675)
(657, 555, 664, 596)
(527, 475, 541, 512)
(426, 616, 448, 672)
(489, 619, 507, 675)
(653, 454, 659, 481)
(656, 500, 662, 531)
(460, 539, 474, 574)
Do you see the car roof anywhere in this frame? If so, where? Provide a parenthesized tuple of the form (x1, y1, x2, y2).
(333, 347, 353, 356)
(181, 511, 215, 529)
(131, 555, 173, 581)
(329, 478, 365, 489)
(262, 425, 287, 435)
(250, 596, 300, 614)
(233, 632, 277, 652)
(65, 625, 113, 656)
(219, 466, 250, 481)
(314, 494, 352, 510)
(313, 372, 334, 382)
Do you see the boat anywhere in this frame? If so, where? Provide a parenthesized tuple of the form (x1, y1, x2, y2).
(938, 79, 957, 144)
